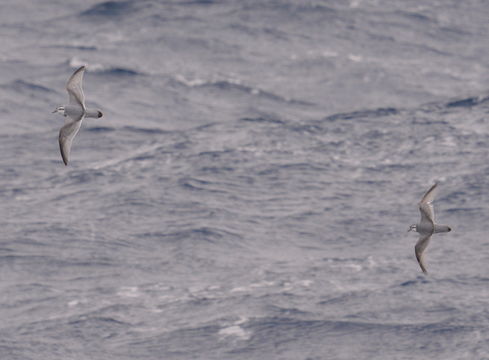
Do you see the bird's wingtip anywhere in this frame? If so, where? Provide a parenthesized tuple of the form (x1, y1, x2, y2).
(72, 65, 86, 74)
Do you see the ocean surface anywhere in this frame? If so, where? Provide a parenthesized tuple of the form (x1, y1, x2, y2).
(1, 1, 489, 359)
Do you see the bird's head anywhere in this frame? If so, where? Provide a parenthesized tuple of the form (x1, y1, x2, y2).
(52, 106, 65, 115)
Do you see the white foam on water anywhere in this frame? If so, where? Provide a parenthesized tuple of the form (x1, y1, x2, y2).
(117, 286, 141, 298)
(218, 316, 251, 341)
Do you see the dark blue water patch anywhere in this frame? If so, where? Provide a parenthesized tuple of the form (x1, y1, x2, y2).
(201, 80, 255, 92)
(86, 126, 115, 133)
(445, 207, 483, 215)
(284, 212, 323, 223)
(195, 150, 235, 161)
(171, 141, 190, 150)
(446, 97, 480, 108)
(446, 95, 489, 109)
(443, 189, 473, 205)
(246, 1, 336, 19)
(6, 80, 55, 94)
(179, 0, 217, 4)
(353, 178, 390, 186)
(178, 176, 227, 193)
(199, 165, 235, 175)
(98, 67, 141, 76)
(0, 246, 14, 254)
(239, 116, 285, 125)
(400, 279, 417, 287)
(191, 122, 219, 132)
(324, 107, 399, 122)
(266, 305, 311, 317)
(80, 1, 136, 18)
(254, 89, 314, 106)
(399, 276, 430, 287)
(130, 153, 157, 161)
(287, 123, 325, 135)
(121, 125, 168, 135)
(46, 45, 98, 51)
(417, 322, 473, 336)
(0, 186, 25, 197)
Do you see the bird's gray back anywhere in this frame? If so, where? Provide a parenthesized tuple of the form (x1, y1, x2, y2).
(64, 104, 84, 121)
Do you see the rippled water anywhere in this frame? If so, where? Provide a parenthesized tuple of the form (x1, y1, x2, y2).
(1, 1, 489, 359)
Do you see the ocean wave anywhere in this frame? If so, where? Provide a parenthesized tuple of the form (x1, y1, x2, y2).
(5, 80, 55, 94)
(172, 74, 313, 106)
(85, 126, 115, 133)
(97, 67, 142, 76)
(121, 126, 168, 135)
(178, 176, 228, 193)
(399, 278, 430, 287)
(246, 316, 473, 344)
(80, 1, 138, 18)
(138, 226, 242, 243)
(47, 44, 98, 51)
(68, 315, 131, 331)
(88, 142, 169, 170)
(239, 116, 286, 125)
(446, 95, 489, 108)
(68, 58, 142, 76)
(195, 149, 235, 160)
(324, 107, 399, 122)
(50, 169, 110, 186)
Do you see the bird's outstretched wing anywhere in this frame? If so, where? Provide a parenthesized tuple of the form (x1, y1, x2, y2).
(59, 117, 84, 165)
(66, 66, 86, 110)
(415, 233, 432, 274)
(419, 183, 437, 224)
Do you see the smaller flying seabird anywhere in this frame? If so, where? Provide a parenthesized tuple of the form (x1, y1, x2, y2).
(52, 66, 103, 165)
(408, 183, 452, 274)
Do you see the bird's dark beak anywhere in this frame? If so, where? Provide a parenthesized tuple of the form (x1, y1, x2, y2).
(448, 227, 452, 232)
